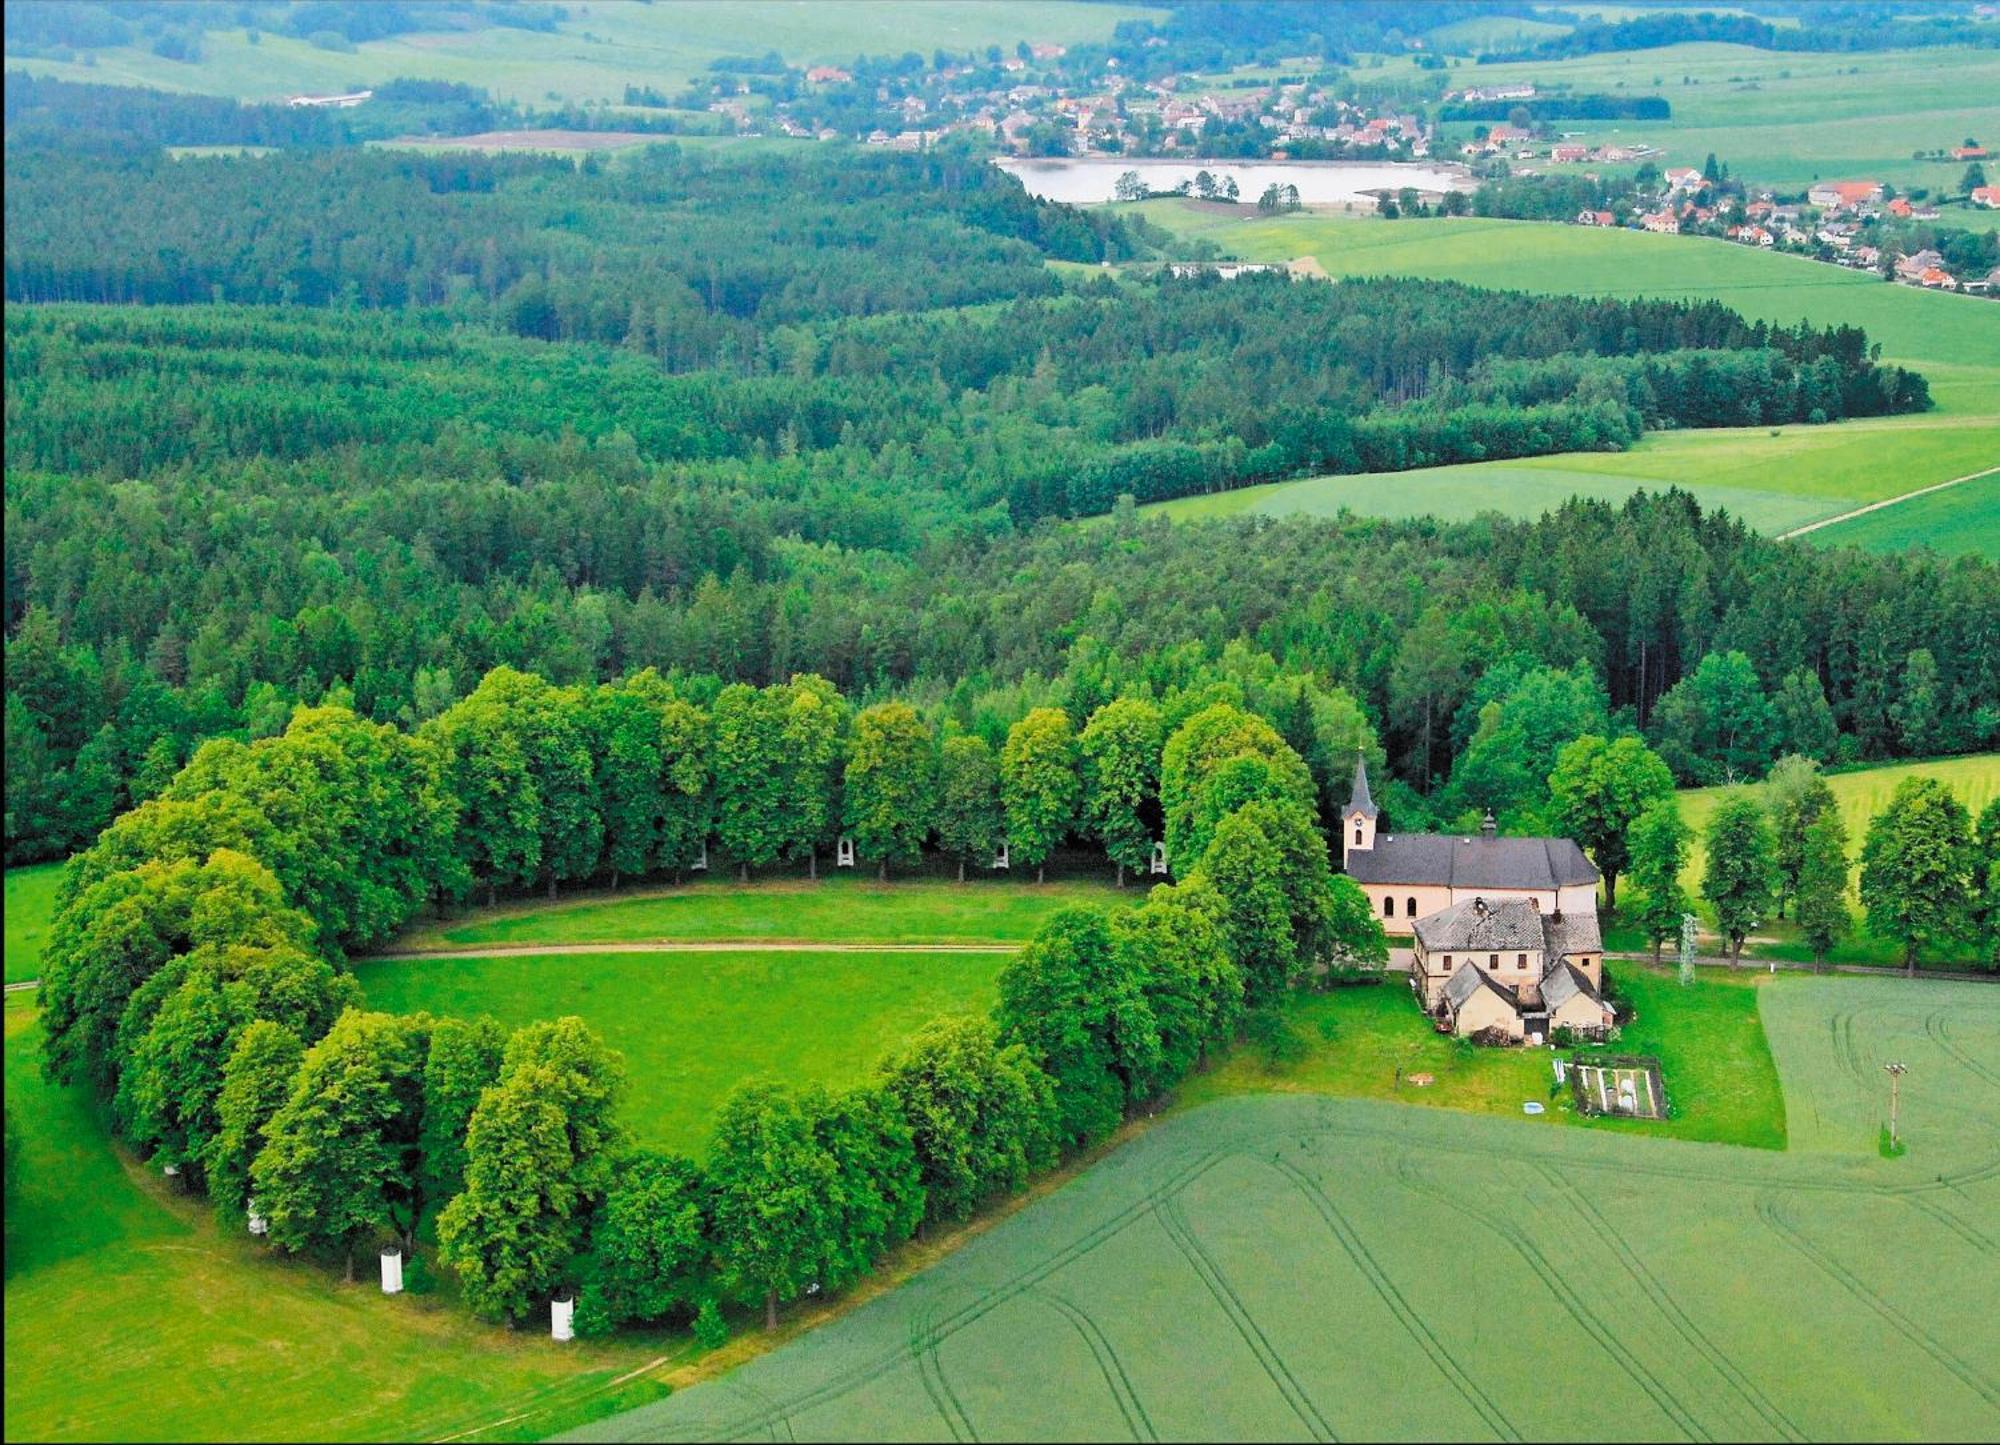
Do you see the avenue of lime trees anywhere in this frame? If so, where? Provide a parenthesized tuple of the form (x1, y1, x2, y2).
(26, 662, 2000, 1352)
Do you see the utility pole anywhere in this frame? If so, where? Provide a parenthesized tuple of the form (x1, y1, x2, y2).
(1883, 1061, 1908, 1149)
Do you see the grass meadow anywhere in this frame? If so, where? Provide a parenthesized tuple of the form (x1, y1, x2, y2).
(390, 873, 1122, 951)
(4, 861, 62, 984)
(570, 975, 2000, 1443)
(3, 2, 1157, 106)
(1131, 206, 2000, 557)
(355, 947, 1013, 1156)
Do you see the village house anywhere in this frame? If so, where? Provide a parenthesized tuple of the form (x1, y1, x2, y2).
(1807, 179, 1884, 211)
(1412, 897, 1611, 1043)
(1641, 210, 1681, 234)
(1576, 208, 1617, 227)
(1340, 758, 1600, 932)
(1973, 186, 2000, 209)
(1896, 247, 1946, 280)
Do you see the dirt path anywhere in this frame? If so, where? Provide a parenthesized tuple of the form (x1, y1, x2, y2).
(368, 939, 1023, 962)
(1777, 463, 1999, 541)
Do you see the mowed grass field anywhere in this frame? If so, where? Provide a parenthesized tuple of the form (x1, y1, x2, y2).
(571, 974, 2000, 1444)
(1183, 960, 1787, 1150)
(4, 861, 62, 984)
(3, 1, 1158, 106)
(389, 874, 1122, 951)
(356, 948, 1013, 1157)
(1133, 206, 2000, 557)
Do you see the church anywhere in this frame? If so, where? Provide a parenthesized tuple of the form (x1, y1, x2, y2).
(1341, 757, 1609, 1042)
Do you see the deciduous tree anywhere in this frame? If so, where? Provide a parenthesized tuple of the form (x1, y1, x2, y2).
(1860, 775, 1976, 973)
(1001, 707, 1079, 883)
(1701, 793, 1776, 965)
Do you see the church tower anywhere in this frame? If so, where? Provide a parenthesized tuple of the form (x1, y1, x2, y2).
(1342, 753, 1378, 867)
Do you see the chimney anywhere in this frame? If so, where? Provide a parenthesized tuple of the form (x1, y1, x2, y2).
(1472, 896, 1487, 917)
(1480, 810, 1497, 839)
(1529, 896, 1540, 912)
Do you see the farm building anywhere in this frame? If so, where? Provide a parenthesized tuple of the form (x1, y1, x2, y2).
(1413, 895, 1611, 1043)
(1340, 758, 1600, 932)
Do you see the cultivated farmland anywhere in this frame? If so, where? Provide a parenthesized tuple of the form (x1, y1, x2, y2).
(1134, 209, 2000, 558)
(573, 976, 2000, 1443)
(2, 1, 1159, 107)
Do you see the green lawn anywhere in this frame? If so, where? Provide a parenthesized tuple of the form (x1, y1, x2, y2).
(1130, 206, 2000, 557)
(2, 998, 681, 1444)
(355, 948, 1011, 1156)
(390, 874, 1124, 951)
(573, 973, 2000, 1443)
(4, 862, 63, 985)
(1180, 960, 1785, 1149)
(3, 2, 1158, 106)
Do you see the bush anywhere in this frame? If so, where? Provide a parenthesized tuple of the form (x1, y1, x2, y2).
(694, 1296, 730, 1350)
(400, 1251, 435, 1296)
(572, 1286, 618, 1340)
(1244, 1006, 1307, 1070)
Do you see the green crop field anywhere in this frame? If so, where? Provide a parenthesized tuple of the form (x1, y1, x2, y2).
(1410, 41, 2000, 193)
(355, 947, 1012, 1156)
(572, 974, 2000, 1443)
(1130, 207, 2000, 557)
(3, 1, 1159, 107)
(4, 862, 62, 985)
(388, 874, 1123, 952)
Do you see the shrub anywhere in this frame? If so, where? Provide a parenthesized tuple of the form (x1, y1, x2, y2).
(572, 1285, 618, 1340)
(694, 1296, 730, 1350)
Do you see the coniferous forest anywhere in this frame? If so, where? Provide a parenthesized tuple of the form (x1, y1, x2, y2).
(3, 142, 1987, 866)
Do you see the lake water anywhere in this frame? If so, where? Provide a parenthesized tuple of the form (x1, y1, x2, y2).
(995, 157, 1471, 207)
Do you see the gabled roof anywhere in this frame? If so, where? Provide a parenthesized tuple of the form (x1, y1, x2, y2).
(1415, 896, 1544, 953)
(1541, 909, 1603, 958)
(1443, 959, 1518, 1011)
(1348, 833, 1598, 891)
(1344, 754, 1378, 820)
(1540, 959, 1604, 1013)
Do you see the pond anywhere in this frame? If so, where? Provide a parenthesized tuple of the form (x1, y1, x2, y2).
(994, 156, 1472, 207)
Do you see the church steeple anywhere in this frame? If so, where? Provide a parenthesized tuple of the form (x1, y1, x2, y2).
(1342, 752, 1378, 865)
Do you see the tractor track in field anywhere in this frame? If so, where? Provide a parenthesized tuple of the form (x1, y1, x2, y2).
(1754, 1197, 2000, 1411)
(1385, 1156, 1710, 1443)
(1532, 1163, 1806, 1443)
(1269, 1153, 1519, 1443)
(1925, 1009, 2000, 1089)
(1030, 1288, 1158, 1443)
(1902, 1192, 1998, 1257)
(666, 1149, 1228, 1442)
(908, 1298, 977, 1443)
(1155, 1184, 1338, 1442)
(1776, 463, 2000, 541)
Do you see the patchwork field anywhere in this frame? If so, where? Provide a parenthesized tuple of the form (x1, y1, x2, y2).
(1132, 207, 2000, 557)
(3, 1, 1158, 106)
(572, 975, 2000, 1443)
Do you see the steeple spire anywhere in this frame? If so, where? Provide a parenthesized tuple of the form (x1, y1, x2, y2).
(1345, 751, 1379, 820)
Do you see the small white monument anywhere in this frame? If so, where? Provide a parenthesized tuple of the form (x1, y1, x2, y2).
(1149, 841, 1168, 875)
(991, 841, 1010, 870)
(691, 841, 709, 871)
(247, 1201, 269, 1237)
(551, 1288, 576, 1342)
(836, 836, 856, 868)
(380, 1246, 404, 1295)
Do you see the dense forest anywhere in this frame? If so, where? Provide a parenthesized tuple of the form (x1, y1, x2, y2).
(1, 144, 1979, 866)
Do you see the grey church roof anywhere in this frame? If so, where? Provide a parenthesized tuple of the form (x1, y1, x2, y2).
(1344, 754, 1379, 820)
(1541, 909, 1603, 957)
(1347, 831, 1599, 891)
